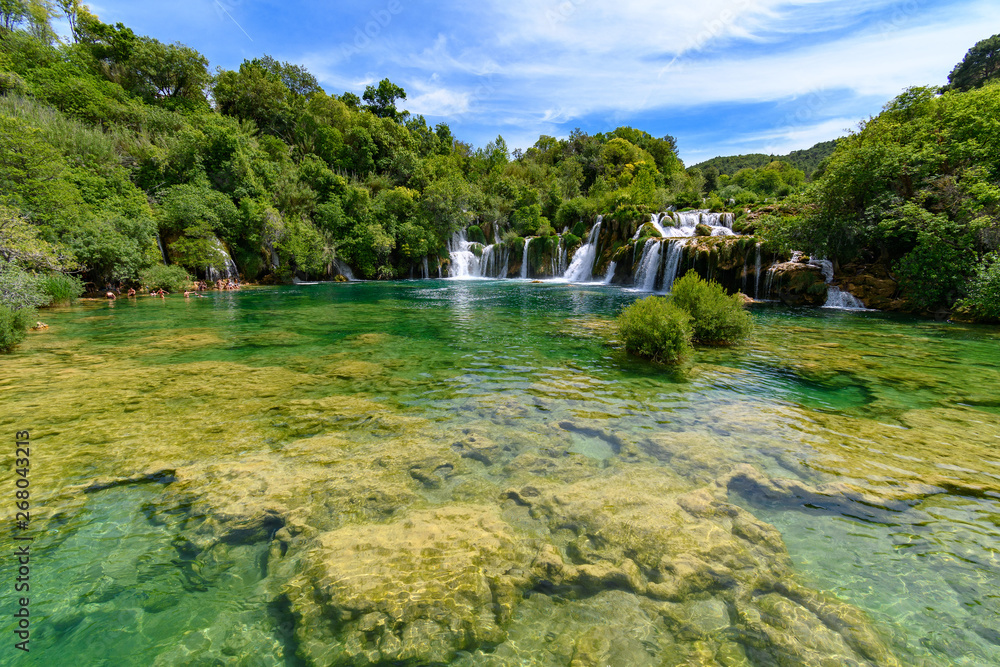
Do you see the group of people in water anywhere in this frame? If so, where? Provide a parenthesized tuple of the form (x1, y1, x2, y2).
(104, 278, 242, 300)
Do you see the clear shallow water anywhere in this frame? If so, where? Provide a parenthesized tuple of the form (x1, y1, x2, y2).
(0, 280, 998, 665)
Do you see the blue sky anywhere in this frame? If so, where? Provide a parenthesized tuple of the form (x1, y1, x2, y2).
(79, 0, 1000, 165)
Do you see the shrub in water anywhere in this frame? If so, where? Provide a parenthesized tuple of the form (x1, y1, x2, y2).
(139, 264, 191, 292)
(41, 273, 84, 305)
(617, 296, 692, 364)
(0, 306, 36, 353)
(669, 271, 752, 344)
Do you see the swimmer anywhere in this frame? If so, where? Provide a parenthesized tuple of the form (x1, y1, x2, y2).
(106, 291, 116, 300)
(127, 288, 136, 297)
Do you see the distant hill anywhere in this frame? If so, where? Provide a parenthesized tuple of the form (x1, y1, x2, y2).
(692, 139, 839, 180)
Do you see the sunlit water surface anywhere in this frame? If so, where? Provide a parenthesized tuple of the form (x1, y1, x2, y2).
(1, 280, 998, 666)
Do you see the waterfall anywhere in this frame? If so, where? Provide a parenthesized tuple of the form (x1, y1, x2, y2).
(520, 237, 532, 279)
(809, 258, 834, 283)
(806, 255, 867, 309)
(334, 259, 356, 281)
(603, 261, 617, 284)
(207, 238, 239, 281)
(633, 239, 662, 291)
(661, 240, 686, 292)
(754, 245, 763, 300)
(823, 287, 867, 310)
(550, 237, 567, 277)
(649, 213, 668, 237)
(155, 234, 169, 265)
(564, 217, 602, 282)
(672, 209, 736, 237)
(422, 257, 429, 280)
(446, 230, 481, 278)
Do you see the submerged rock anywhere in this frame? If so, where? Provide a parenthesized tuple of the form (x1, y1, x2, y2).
(284, 506, 534, 665)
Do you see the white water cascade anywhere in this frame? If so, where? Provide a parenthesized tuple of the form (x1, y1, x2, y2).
(754, 244, 763, 300)
(520, 237, 532, 279)
(334, 259, 356, 281)
(564, 216, 603, 282)
(603, 261, 617, 284)
(661, 240, 686, 292)
(446, 230, 482, 278)
(155, 234, 169, 265)
(632, 239, 688, 292)
(206, 238, 240, 281)
(479, 243, 510, 278)
(633, 239, 662, 291)
(824, 287, 867, 309)
(550, 237, 568, 276)
(670, 210, 735, 237)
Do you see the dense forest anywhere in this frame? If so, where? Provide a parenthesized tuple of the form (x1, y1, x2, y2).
(1, 3, 999, 352)
(692, 140, 838, 182)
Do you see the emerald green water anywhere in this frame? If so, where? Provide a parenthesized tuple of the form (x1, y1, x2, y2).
(1, 280, 998, 665)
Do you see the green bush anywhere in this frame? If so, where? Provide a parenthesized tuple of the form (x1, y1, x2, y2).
(502, 231, 524, 251)
(955, 251, 1000, 322)
(139, 264, 191, 291)
(0, 264, 48, 310)
(617, 296, 692, 363)
(41, 273, 84, 304)
(669, 271, 752, 344)
(0, 306, 36, 354)
(467, 225, 486, 245)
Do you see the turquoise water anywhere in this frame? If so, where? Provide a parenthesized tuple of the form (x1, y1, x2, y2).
(1, 280, 998, 665)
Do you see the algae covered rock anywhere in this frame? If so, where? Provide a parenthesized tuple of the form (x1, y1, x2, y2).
(766, 261, 828, 305)
(285, 505, 534, 665)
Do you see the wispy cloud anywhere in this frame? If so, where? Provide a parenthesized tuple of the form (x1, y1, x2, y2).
(92, 0, 1000, 162)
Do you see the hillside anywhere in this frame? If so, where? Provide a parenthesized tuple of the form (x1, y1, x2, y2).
(693, 139, 838, 180)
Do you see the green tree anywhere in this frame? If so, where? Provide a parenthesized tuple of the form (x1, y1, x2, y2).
(947, 34, 1000, 92)
(363, 78, 406, 120)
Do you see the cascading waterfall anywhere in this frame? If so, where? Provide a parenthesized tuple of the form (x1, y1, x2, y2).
(806, 255, 868, 309)
(633, 239, 662, 292)
(550, 237, 568, 276)
(422, 257, 429, 280)
(479, 244, 506, 278)
(672, 210, 735, 237)
(564, 216, 602, 282)
(520, 238, 532, 279)
(754, 244, 763, 300)
(661, 240, 686, 292)
(824, 287, 867, 309)
(155, 234, 169, 265)
(603, 261, 617, 284)
(446, 230, 481, 278)
(334, 259, 356, 281)
(206, 238, 240, 281)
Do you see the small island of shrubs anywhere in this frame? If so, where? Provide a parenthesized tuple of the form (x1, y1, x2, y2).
(617, 271, 753, 363)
